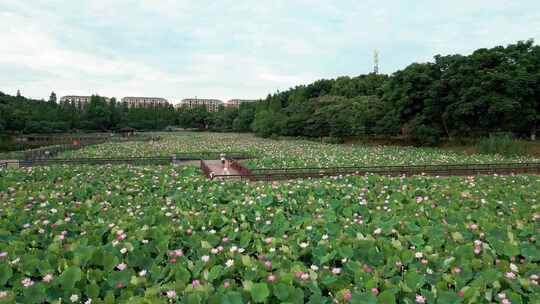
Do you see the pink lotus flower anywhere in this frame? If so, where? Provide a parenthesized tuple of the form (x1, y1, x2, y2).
(332, 268, 342, 275)
(223, 281, 230, 289)
(300, 273, 310, 281)
(415, 294, 426, 303)
(165, 290, 176, 298)
(343, 291, 352, 301)
(267, 274, 276, 283)
(170, 249, 183, 257)
(42, 274, 53, 283)
(502, 299, 511, 304)
(201, 255, 210, 263)
(505, 272, 516, 279)
(0, 252, 7, 258)
(264, 261, 272, 269)
(371, 288, 379, 295)
(21, 278, 34, 288)
(363, 264, 373, 273)
(116, 263, 127, 271)
(192, 280, 201, 287)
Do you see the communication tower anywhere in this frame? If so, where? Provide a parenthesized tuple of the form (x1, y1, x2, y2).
(374, 50, 379, 75)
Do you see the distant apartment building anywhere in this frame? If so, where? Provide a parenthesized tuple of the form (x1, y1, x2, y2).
(177, 98, 224, 112)
(225, 99, 257, 108)
(59, 95, 96, 109)
(121, 97, 169, 108)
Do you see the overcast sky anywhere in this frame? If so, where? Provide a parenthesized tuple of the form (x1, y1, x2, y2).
(1, 0, 539, 104)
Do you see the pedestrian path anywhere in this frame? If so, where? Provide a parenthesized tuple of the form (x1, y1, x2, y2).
(204, 160, 243, 176)
(202, 161, 540, 182)
(0, 160, 19, 169)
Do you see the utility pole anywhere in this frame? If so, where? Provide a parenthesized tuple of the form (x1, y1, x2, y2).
(374, 50, 379, 75)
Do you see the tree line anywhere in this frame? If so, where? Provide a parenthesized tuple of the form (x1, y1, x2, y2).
(2, 40, 539, 145)
(0, 94, 177, 133)
(178, 39, 540, 145)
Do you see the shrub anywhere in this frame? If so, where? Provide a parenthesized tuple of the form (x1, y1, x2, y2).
(476, 135, 529, 156)
(321, 136, 344, 144)
(409, 124, 442, 146)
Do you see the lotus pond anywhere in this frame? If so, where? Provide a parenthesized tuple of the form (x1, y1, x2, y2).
(56, 132, 537, 168)
(0, 165, 539, 303)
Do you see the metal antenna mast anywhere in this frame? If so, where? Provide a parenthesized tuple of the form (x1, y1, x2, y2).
(374, 50, 379, 75)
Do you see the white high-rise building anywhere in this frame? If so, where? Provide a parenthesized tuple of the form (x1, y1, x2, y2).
(225, 99, 257, 108)
(177, 98, 224, 112)
(121, 97, 169, 108)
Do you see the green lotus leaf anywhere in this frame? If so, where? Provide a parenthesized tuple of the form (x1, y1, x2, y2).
(0, 263, 13, 286)
(22, 283, 47, 304)
(59, 266, 82, 291)
(251, 283, 270, 303)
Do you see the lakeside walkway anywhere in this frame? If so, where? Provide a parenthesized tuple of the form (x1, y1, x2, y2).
(204, 160, 243, 176)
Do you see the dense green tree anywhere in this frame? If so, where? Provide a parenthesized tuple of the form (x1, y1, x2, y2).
(177, 106, 210, 129)
(82, 95, 111, 130)
(0, 92, 177, 134)
(48, 92, 57, 104)
(251, 110, 278, 137)
(209, 106, 239, 131)
(232, 103, 257, 132)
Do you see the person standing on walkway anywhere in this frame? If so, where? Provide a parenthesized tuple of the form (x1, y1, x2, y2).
(220, 153, 226, 167)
